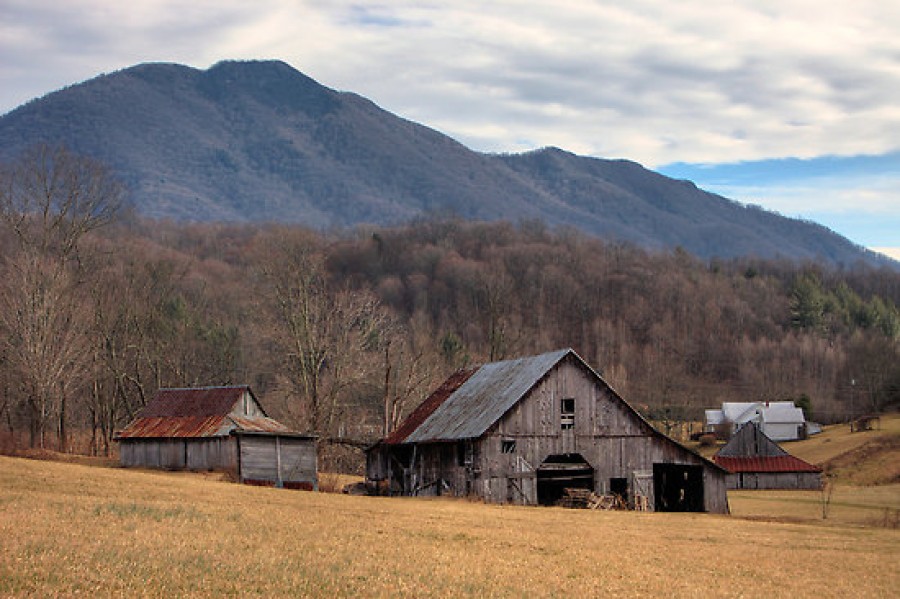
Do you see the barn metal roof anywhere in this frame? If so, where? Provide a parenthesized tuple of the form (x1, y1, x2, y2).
(404, 349, 571, 443)
(115, 386, 296, 439)
(713, 455, 822, 473)
(383, 368, 478, 445)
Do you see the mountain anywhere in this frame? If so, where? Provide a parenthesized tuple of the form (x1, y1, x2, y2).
(0, 60, 889, 266)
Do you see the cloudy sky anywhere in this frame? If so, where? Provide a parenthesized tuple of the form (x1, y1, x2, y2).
(2, 0, 898, 258)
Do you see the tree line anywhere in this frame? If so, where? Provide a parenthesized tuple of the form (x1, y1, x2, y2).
(1, 146, 898, 468)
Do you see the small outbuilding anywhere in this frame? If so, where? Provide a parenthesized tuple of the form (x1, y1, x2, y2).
(713, 422, 822, 490)
(115, 386, 317, 490)
(366, 348, 729, 513)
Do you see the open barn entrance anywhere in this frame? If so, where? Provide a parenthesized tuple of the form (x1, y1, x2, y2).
(653, 463, 704, 512)
(537, 453, 594, 506)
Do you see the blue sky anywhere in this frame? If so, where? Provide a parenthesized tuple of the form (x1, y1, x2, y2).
(1, 1, 898, 258)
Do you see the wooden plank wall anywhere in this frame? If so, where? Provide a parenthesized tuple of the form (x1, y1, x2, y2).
(369, 360, 729, 513)
(120, 438, 237, 471)
(239, 436, 317, 488)
(729, 472, 823, 490)
(481, 361, 728, 512)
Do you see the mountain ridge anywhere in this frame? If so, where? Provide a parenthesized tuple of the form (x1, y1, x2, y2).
(0, 59, 891, 267)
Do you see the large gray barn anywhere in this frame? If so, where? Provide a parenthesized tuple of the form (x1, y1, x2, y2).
(116, 386, 317, 490)
(366, 349, 729, 513)
(713, 421, 822, 490)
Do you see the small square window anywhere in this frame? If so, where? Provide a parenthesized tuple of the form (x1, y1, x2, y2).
(501, 439, 516, 454)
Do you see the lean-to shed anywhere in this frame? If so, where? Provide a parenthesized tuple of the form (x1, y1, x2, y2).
(366, 349, 729, 513)
(713, 422, 822, 490)
(115, 386, 317, 489)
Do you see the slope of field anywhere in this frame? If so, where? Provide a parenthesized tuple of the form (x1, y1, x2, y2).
(1, 456, 897, 597)
(788, 414, 900, 485)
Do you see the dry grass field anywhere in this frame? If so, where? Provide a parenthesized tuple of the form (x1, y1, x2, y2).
(1, 454, 898, 597)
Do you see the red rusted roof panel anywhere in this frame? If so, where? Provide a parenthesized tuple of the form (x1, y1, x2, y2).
(138, 386, 250, 418)
(383, 367, 478, 445)
(116, 415, 231, 438)
(713, 455, 822, 473)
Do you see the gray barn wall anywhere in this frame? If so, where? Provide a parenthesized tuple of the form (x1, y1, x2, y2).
(377, 360, 728, 513)
(238, 435, 317, 489)
(120, 438, 237, 471)
(727, 472, 822, 490)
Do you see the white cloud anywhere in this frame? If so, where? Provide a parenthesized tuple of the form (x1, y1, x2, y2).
(1, 1, 899, 247)
(3, 1, 899, 165)
(872, 247, 900, 261)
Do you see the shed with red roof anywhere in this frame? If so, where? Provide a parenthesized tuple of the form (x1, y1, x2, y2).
(713, 421, 822, 489)
(115, 386, 317, 489)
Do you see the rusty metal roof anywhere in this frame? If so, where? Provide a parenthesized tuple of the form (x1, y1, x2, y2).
(116, 386, 294, 439)
(713, 455, 822, 474)
(137, 386, 264, 418)
(404, 349, 571, 443)
(384, 368, 478, 445)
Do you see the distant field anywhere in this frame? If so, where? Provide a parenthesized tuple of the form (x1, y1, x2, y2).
(1, 456, 897, 597)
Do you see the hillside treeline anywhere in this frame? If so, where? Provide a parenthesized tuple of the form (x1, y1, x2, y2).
(1, 147, 899, 464)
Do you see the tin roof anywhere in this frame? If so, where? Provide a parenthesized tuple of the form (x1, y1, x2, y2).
(137, 386, 264, 418)
(384, 368, 478, 445)
(405, 348, 571, 443)
(713, 455, 822, 473)
(116, 386, 294, 439)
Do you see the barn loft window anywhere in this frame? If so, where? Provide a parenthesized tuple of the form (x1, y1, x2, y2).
(501, 439, 516, 454)
(561, 398, 575, 429)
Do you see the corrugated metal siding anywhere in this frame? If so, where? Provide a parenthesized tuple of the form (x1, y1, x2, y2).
(384, 368, 477, 444)
(406, 349, 570, 442)
(139, 386, 252, 418)
(714, 455, 822, 473)
(116, 415, 233, 439)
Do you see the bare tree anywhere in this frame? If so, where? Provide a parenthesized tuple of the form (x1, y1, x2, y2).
(256, 230, 387, 438)
(0, 145, 123, 449)
(0, 144, 122, 260)
(0, 252, 92, 448)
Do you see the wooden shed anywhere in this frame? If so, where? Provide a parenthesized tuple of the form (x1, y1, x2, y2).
(713, 422, 822, 490)
(115, 386, 317, 490)
(366, 349, 729, 513)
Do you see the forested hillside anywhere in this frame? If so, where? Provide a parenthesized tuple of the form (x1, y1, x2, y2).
(1, 152, 898, 470)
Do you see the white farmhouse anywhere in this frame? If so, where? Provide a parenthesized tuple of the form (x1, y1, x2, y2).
(704, 401, 808, 441)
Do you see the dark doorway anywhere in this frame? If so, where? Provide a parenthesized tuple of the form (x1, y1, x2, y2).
(610, 477, 628, 504)
(653, 463, 704, 512)
(537, 453, 594, 506)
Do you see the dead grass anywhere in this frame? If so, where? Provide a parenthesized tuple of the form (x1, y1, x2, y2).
(1, 456, 897, 597)
(728, 484, 900, 528)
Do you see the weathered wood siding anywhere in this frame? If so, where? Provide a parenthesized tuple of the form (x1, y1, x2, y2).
(119, 438, 237, 471)
(480, 360, 728, 512)
(375, 359, 728, 513)
(728, 472, 822, 490)
(239, 435, 317, 489)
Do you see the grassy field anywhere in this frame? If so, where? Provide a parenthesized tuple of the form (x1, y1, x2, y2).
(1, 456, 898, 597)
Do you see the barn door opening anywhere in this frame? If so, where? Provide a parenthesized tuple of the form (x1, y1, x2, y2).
(536, 453, 594, 506)
(653, 463, 704, 512)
